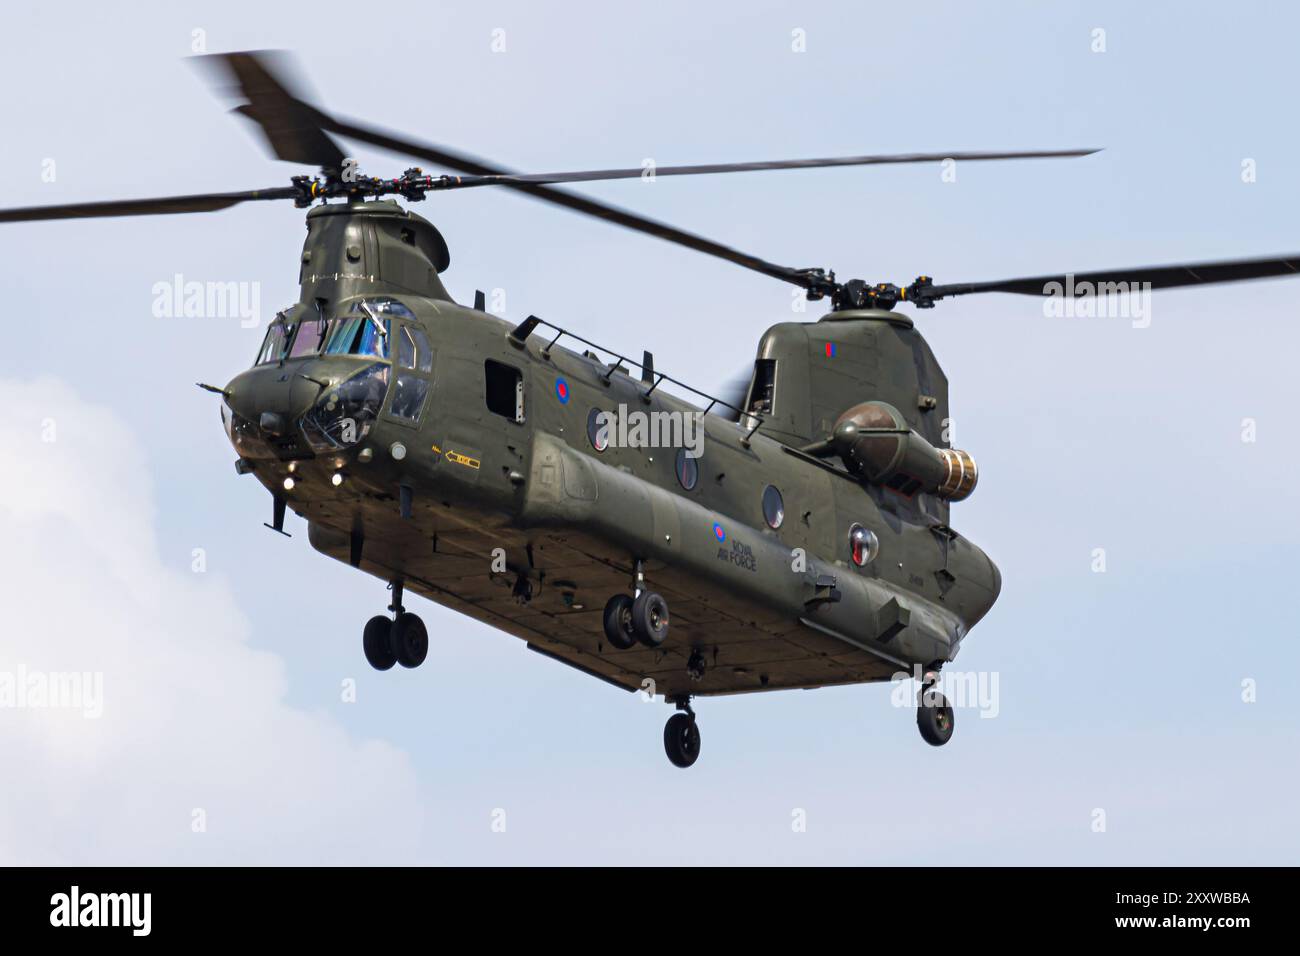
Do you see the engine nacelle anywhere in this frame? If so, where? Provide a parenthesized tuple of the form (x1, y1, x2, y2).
(826, 401, 977, 501)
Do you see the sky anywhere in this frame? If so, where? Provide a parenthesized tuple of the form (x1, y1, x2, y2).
(1, 0, 1297, 864)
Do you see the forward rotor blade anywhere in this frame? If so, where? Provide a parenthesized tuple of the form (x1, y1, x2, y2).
(928, 253, 1300, 300)
(317, 114, 816, 287)
(0, 187, 299, 223)
(196, 50, 347, 173)
(322, 113, 823, 288)
(435, 148, 1101, 190)
(193, 49, 810, 286)
(202, 52, 1100, 294)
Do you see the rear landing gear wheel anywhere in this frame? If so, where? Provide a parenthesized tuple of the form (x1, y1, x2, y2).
(363, 615, 396, 671)
(663, 712, 701, 768)
(632, 591, 670, 647)
(917, 686, 954, 746)
(602, 594, 637, 650)
(391, 612, 428, 669)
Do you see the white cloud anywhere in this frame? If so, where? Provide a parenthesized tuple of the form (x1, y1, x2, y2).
(0, 377, 424, 864)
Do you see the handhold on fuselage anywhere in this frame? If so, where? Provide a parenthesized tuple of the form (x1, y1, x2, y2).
(805, 573, 842, 609)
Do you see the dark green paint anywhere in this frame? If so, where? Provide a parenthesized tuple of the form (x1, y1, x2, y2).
(224, 202, 1000, 701)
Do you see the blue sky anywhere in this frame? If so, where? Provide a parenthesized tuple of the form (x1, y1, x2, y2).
(0, 0, 1296, 864)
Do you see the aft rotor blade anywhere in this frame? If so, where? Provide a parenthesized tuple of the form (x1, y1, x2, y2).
(927, 253, 1300, 300)
(714, 365, 756, 423)
(196, 50, 348, 173)
(0, 187, 299, 223)
(435, 148, 1101, 189)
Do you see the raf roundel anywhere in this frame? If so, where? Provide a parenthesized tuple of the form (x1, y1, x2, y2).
(712, 522, 726, 543)
(554, 377, 570, 404)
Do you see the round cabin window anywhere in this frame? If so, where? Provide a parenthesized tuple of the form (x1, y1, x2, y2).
(675, 448, 699, 490)
(849, 524, 879, 567)
(762, 485, 784, 529)
(587, 407, 610, 452)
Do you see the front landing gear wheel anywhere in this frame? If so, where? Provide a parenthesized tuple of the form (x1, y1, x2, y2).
(632, 591, 670, 647)
(363, 615, 396, 671)
(663, 712, 701, 768)
(602, 594, 637, 650)
(391, 612, 428, 668)
(917, 687, 954, 746)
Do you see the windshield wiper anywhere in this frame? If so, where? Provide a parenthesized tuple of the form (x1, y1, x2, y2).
(359, 301, 389, 342)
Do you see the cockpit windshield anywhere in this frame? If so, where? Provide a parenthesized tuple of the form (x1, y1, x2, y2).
(321, 313, 390, 359)
(319, 298, 415, 359)
(255, 298, 415, 365)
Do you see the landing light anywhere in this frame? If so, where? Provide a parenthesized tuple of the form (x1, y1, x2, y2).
(331, 472, 344, 487)
(283, 476, 296, 492)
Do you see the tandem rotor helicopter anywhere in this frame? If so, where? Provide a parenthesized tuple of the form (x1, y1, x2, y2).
(6, 52, 1299, 767)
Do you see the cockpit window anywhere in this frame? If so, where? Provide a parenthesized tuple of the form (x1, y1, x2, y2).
(287, 317, 327, 358)
(322, 314, 390, 359)
(255, 323, 289, 365)
(316, 298, 414, 358)
(397, 325, 433, 372)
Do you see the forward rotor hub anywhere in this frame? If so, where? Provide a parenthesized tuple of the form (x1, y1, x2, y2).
(824, 276, 940, 311)
(289, 167, 444, 207)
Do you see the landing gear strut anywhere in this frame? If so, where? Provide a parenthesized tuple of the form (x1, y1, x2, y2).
(663, 697, 701, 768)
(916, 669, 954, 746)
(362, 578, 428, 671)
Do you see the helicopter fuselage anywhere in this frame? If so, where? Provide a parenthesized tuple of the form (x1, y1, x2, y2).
(221, 206, 1000, 701)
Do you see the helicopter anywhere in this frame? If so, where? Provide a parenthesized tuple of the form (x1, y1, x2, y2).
(6, 51, 1300, 768)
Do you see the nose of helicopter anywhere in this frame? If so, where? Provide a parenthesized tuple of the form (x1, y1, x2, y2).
(221, 363, 327, 459)
(224, 365, 320, 423)
(221, 357, 392, 462)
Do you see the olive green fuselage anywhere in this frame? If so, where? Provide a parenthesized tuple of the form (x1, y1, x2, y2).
(222, 202, 999, 701)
